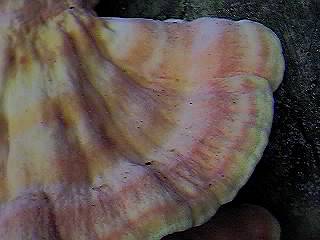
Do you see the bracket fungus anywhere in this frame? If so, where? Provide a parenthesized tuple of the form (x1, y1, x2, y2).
(0, 0, 285, 239)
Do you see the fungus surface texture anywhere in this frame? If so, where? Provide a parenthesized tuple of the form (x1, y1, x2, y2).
(0, 0, 285, 239)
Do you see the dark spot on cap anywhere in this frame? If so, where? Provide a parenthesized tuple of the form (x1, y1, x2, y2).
(19, 56, 28, 65)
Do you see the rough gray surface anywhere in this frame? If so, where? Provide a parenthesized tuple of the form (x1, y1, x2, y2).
(95, 1, 320, 239)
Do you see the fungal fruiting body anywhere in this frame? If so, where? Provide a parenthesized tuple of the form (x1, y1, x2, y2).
(0, 0, 284, 239)
(164, 204, 281, 240)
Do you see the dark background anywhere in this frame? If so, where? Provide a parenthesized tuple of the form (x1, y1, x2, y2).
(94, 1, 320, 239)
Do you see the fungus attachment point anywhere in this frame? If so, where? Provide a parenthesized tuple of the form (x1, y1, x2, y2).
(0, 1, 284, 239)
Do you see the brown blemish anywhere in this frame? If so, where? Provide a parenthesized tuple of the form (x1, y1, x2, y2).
(19, 56, 29, 65)
(8, 51, 16, 65)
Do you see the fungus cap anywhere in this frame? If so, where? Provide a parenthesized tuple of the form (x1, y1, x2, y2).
(0, 0, 285, 239)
